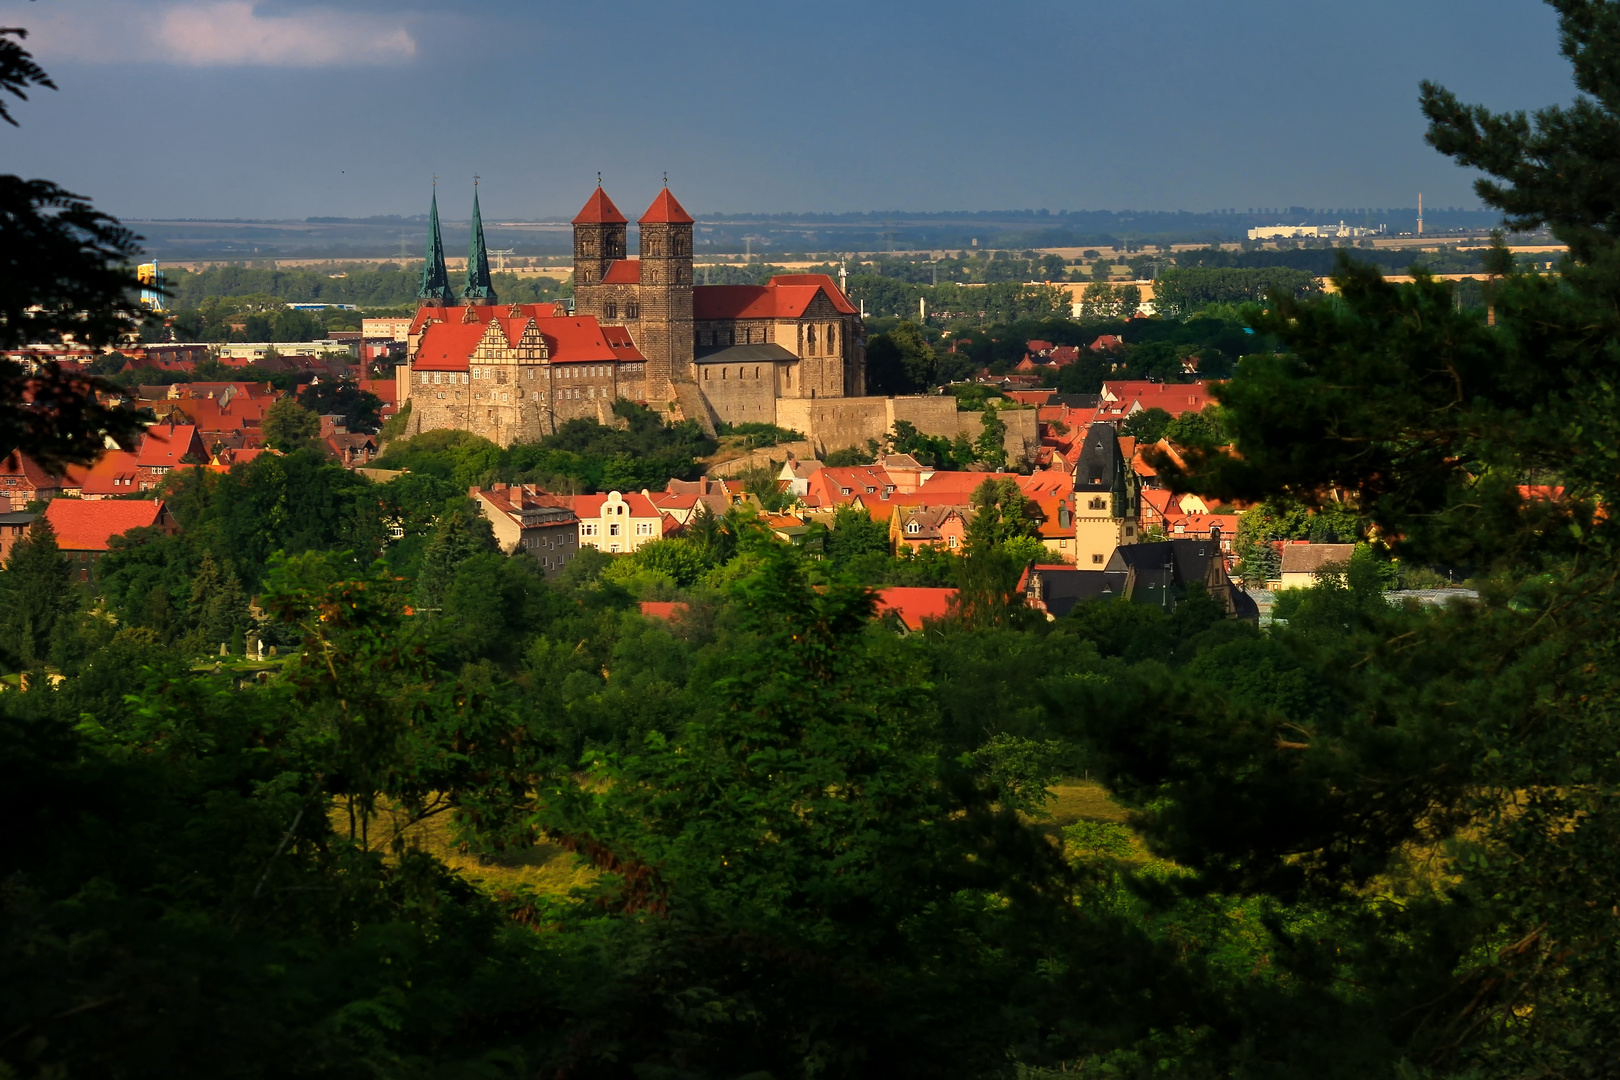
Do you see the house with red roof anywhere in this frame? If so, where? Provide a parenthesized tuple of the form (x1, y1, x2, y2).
(135, 423, 207, 490)
(76, 450, 142, 499)
(874, 587, 958, 632)
(639, 601, 689, 622)
(0, 452, 64, 510)
(567, 490, 665, 554)
(43, 498, 175, 581)
(468, 483, 581, 576)
(891, 504, 969, 553)
(1100, 380, 1219, 417)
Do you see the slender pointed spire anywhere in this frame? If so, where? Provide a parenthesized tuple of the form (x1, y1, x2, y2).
(461, 179, 497, 304)
(417, 183, 454, 305)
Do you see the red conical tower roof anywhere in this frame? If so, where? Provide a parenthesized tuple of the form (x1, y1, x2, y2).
(573, 186, 627, 225)
(639, 187, 693, 224)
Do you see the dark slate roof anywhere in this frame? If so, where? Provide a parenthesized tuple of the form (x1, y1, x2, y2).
(1027, 567, 1129, 617)
(1110, 538, 1223, 583)
(1074, 422, 1123, 491)
(693, 342, 799, 364)
(1050, 393, 1103, 409)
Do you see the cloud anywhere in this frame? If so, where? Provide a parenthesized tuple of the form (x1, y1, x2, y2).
(27, 1, 417, 67)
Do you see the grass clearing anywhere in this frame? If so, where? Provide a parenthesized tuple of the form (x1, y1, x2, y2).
(332, 800, 598, 899)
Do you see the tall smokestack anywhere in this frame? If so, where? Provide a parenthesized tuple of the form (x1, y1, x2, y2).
(1417, 193, 1424, 236)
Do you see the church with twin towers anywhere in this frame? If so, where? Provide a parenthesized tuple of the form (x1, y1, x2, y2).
(397, 180, 868, 445)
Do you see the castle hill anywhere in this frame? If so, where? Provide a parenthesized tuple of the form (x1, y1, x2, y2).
(4, 2, 1618, 1077)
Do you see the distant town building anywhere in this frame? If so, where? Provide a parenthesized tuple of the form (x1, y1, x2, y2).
(1247, 221, 1382, 240)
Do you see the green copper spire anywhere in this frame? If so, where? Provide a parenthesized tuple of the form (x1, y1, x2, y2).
(417, 185, 454, 305)
(461, 182, 497, 304)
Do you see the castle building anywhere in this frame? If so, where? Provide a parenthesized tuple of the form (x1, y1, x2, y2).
(398, 182, 866, 444)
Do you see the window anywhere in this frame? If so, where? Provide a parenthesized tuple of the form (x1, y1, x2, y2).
(626, 303, 639, 318)
(420, 372, 429, 384)
(805, 324, 816, 354)
(827, 324, 838, 352)
(432, 372, 442, 384)
(582, 523, 598, 536)
(906, 522, 920, 534)
(604, 302, 617, 319)
(609, 523, 620, 536)
(1088, 497, 1106, 510)
(636, 522, 652, 535)
(609, 543, 620, 553)
(1091, 554, 1104, 564)
(472, 367, 481, 379)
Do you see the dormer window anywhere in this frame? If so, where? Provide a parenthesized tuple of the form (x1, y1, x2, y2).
(840, 487, 851, 496)
(906, 522, 920, 534)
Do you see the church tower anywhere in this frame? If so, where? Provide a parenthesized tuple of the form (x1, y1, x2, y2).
(417, 185, 454, 305)
(636, 185, 695, 389)
(461, 183, 497, 305)
(571, 183, 627, 288)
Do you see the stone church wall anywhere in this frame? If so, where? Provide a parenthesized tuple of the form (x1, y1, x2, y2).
(696, 361, 780, 425)
(775, 396, 1039, 466)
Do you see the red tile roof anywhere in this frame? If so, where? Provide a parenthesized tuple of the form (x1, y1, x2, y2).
(0, 452, 62, 489)
(573, 187, 627, 225)
(568, 491, 663, 518)
(639, 188, 693, 224)
(44, 498, 168, 551)
(639, 601, 689, 621)
(874, 587, 958, 630)
(692, 274, 859, 320)
(1102, 380, 1218, 414)
(412, 322, 488, 372)
(136, 425, 203, 468)
(599, 323, 647, 362)
(78, 450, 141, 497)
(415, 315, 624, 371)
(601, 259, 641, 284)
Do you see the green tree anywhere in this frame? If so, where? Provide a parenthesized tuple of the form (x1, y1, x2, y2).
(297, 377, 383, 433)
(260, 397, 321, 451)
(865, 320, 938, 394)
(187, 550, 249, 654)
(1121, 406, 1172, 443)
(0, 29, 142, 469)
(0, 517, 75, 669)
(824, 505, 890, 562)
(973, 404, 1007, 467)
(414, 507, 497, 611)
(964, 477, 1044, 551)
(1163, 405, 1228, 448)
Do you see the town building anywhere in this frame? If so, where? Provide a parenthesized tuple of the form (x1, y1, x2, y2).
(1072, 423, 1139, 566)
(1277, 542, 1355, 589)
(469, 483, 581, 577)
(43, 499, 175, 582)
(874, 587, 958, 632)
(0, 510, 37, 563)
(135, 423, 207, 489)
(0, 453, 63, 510)
(1020, 538, 1258, 621)
(890, 504, 969, 553)
(570, 490, 665, 554)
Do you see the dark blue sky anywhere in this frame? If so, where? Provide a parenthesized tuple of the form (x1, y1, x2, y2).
(3, 0, 1577, 220)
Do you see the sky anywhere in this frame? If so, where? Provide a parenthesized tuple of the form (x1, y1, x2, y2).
(1, 0, 1580, 221)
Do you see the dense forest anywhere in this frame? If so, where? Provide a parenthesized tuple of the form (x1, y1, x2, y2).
(9, 4, 1620, 1077)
